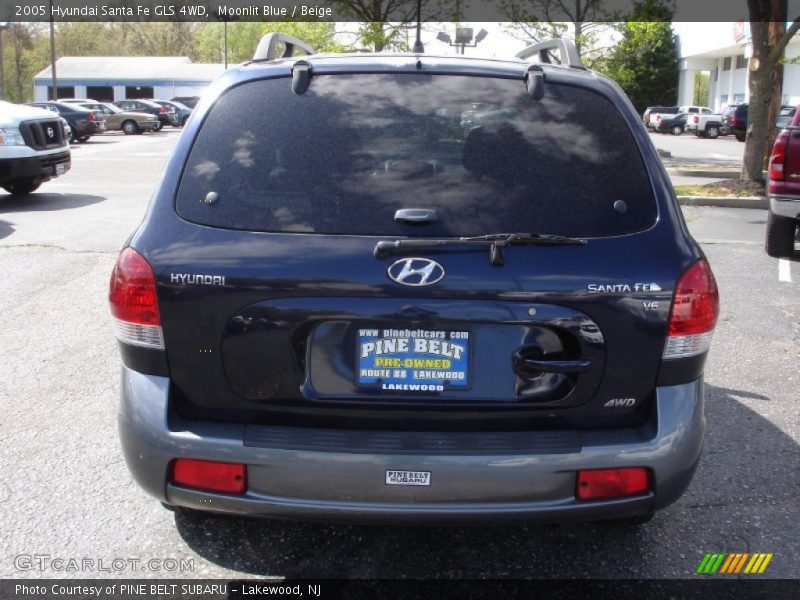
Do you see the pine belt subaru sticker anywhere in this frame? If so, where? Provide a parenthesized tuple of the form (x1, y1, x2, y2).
(357, 328, 470, 392)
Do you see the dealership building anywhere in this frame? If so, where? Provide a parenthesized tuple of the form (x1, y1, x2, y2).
(32, 56, 226, 102)
(676, 21, 800, 111)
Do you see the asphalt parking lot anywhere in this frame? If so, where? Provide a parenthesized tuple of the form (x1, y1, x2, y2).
(0, 130, 798, 580)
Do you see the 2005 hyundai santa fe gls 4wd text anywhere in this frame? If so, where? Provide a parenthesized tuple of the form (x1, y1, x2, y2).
(110, 36, 719, 525)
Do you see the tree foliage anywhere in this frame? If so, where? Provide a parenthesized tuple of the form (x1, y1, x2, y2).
(0, 22, 344, 102)
(598, 1, 677, 114)
(501, 0, 621, 68)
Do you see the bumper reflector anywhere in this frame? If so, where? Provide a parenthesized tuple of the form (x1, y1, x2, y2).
(576, 467, 650, 501)
(171, 459, 246, 495)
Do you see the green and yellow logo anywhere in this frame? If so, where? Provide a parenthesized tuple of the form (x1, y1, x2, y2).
(696, 552, 773, 575)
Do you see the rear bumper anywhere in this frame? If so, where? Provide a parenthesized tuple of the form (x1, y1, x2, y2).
(118, 368, 705, 524)
(770, 195, 800, 220)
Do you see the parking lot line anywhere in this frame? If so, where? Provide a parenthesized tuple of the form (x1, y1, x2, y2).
(778, 259, 792, 282)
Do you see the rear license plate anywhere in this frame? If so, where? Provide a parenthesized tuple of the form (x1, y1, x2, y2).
(55, 163, 67, 176)
(386, 470, 430, 486)
(357, 327, 470, 392)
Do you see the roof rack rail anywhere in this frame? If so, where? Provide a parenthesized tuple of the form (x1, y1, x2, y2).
(516, 38, 583, 68)
(252, 32, 315, 62)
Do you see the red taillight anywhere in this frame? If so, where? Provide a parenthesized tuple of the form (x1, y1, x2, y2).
(693, 115, 699, 123)
(109, 248, 163, 349)
(172, 459, 246, 494)
(730, 114, 737, 125)
(109, 248, 160, 325)
(576, 468, 650, 501)
(87, 111, 95, 121)
(159, 106, 169, 113)
(769, 131, 790, 181)
(664, 260, 719, 359)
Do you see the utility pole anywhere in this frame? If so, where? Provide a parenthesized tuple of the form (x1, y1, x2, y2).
(49, 0, 57, 100)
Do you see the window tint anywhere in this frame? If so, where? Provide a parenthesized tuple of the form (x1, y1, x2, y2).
(176, 74, 657, 238)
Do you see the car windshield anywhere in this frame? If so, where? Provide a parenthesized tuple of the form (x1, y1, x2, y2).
(176, 73, 657, 238)
(102, 103, 122, 114)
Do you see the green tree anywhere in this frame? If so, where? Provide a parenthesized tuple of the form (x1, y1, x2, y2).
(194, 22, 344, 64)
(693, 72, 709, 107)
(4, 24, 40, 102)
(599, 2, 677, 114)
(502, 0, 622, 68)
(332, 0, 461, 52)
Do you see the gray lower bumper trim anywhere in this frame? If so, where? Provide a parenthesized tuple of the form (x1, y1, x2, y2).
(119, 367, 705, 523)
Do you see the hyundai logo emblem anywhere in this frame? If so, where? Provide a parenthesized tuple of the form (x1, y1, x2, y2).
(46, 127, 54, 138)
(387, 258, 445, 287)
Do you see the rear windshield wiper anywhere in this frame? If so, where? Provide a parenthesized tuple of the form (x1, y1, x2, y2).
(374, 232, 586, 266)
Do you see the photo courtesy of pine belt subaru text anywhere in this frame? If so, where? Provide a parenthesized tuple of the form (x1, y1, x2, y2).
(110, 34, 719, 525)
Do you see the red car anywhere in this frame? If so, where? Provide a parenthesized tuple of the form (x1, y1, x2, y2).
(766, 108, 800, 257)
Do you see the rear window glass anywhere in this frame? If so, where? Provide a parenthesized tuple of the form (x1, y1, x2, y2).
(176, 74, 656, 237)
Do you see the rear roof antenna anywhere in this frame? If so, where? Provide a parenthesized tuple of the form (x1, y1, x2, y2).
(412, 0, 424, 53)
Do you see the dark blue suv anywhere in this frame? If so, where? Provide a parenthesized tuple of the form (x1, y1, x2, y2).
(110, 36, 719, 525)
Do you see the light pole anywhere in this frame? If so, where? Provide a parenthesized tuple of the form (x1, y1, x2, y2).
(436, 28, 488, 55)
(212, 11, 239, 69)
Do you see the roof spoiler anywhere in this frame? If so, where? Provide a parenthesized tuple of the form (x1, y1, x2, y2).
(516, 38, 583, 69)
(252, 33, 315, 62)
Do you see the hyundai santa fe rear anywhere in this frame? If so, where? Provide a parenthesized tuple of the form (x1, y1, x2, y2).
(111, 37, 718, 524)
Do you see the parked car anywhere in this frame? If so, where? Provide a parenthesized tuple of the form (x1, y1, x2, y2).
(170, 96, 200, 109)
(765, 108, 800, 257)
(27, 101, 106, 143)
(79, 102, 159, 135)
(721, 103, 748, 142)
(644, 106, 678, 129)
(112, 35, 719, 526)
(113, 99, 176, 129)
(686, 112, 724, 139)
(642, 106, 672, 126)
(0, 101, 70, 195)
(153, 100, 192, 127)
(654, 112, 688, 135)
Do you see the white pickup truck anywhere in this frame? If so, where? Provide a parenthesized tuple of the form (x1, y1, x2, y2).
(0, 101, 71, 195)
(685, 111, 724, 139)
(647, 106, 713, 130)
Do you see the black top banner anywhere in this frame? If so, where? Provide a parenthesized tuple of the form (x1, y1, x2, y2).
(0, 0, 795, 23)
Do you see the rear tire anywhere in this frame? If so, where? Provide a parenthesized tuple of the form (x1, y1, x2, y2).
(672, 125, 683, 136)
(122, 120, 139, 135)
(3, 178, 41, 195)
(75, 135, 90, 143)
(735, 132, 746, 142)
(765, 212, 797, 257)
(155, 121, 163, 131)
(706, 126, 719, 139)
(181, 115, 189, 127)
